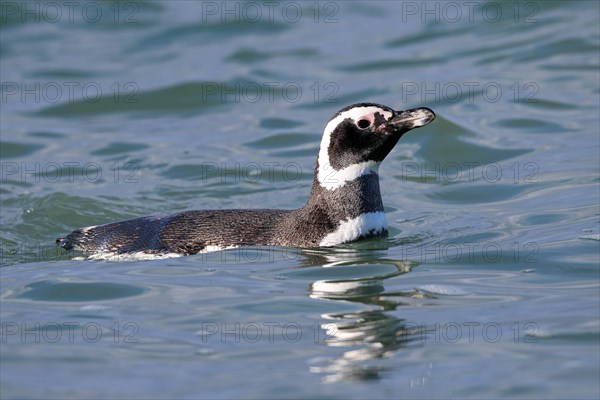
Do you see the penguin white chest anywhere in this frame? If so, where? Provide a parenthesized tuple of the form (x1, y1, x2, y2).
(319, 211, 388, 246)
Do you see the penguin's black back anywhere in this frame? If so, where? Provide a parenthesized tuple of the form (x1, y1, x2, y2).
(57, 209, 293, 256)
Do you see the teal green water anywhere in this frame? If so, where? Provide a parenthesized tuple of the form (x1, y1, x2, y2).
(1, 1, 599, 399)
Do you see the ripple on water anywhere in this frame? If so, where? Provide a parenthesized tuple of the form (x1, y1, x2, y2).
(32, 81, 233, 117)
(259, 118, 305, 129)
(425, 183, 532, 204)
(0, 141, 44, 159)
(90, 142, 151, 156)
(492, 118, 566, 134)
(227, 48, 318, 64)
(17, 280, 146, 302)
(245, 133, 318, 149)
(411, 120, 533, 166)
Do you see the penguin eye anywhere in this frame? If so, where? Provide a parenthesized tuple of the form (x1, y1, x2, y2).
(357, 119, 371, 129)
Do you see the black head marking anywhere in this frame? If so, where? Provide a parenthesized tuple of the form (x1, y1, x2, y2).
(317, 103, 436, 189)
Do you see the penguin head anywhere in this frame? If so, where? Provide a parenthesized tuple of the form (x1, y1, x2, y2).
(317, 102, 435, 190)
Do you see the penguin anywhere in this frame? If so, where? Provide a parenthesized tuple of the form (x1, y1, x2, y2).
(56, 103, 435, 259)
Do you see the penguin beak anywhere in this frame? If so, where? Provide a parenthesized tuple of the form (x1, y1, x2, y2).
(389, 107, 436, 130)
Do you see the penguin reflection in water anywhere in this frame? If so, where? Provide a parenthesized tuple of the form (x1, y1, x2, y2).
(57, 103, 436, 259)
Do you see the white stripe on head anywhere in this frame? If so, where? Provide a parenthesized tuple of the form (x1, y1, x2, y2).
(319, 211, 387, 246)
(317, 106, 393, 190)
